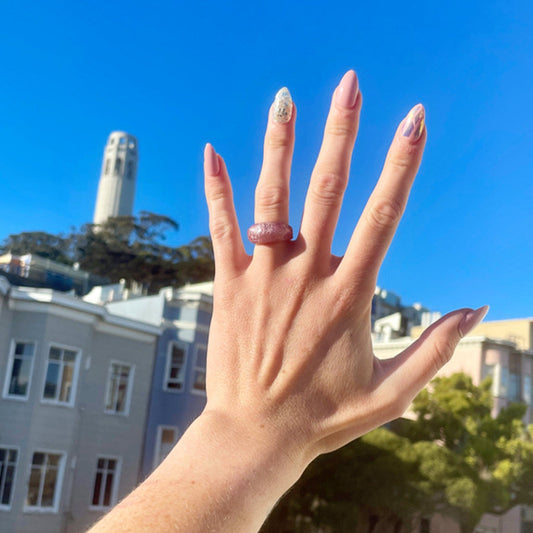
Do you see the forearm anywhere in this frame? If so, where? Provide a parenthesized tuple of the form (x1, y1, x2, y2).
(89, 410, 306, 533)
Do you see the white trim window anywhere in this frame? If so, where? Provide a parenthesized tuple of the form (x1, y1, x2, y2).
(42, 345, 79, 406)
(164, 342, 187, 392)
(191, 345, 207, 395)
(153, 426, 178, 469)
(3, 340, 36, 400)
(25, 451, 65, 512)
(90, 457, 121, 509)
(105, 362, 134, 415)
(0, 447, 18, 509)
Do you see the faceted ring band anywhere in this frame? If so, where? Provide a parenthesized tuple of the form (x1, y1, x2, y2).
(247, 222, 293, 244)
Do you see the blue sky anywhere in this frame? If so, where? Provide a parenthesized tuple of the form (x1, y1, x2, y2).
(0, 1, 531, 320)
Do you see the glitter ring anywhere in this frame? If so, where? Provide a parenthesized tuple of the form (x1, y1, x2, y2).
(247, 222, 293, 244)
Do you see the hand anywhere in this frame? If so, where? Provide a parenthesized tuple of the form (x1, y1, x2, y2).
(89, 69, 488, 533)
(203, 70, 487, 464)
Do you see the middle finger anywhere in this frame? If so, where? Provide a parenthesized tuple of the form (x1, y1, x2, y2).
(299, 70, 361, 258)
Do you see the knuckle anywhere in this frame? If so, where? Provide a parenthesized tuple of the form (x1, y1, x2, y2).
(209, 215, 235, 242)
(432, 337, 456, 370)
(206, 183, 227, 205)
(310, 172, 346, 206)
(325, 115, 357, 139)
(376, 390, 410, 421)
(366, 197, 403, 231)
(266, 132, 292, 150)
(255, 185, 287, 210)
(387, 143, 419, 171)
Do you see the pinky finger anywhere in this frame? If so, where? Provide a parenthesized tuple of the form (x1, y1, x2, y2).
(373, 305, 489, 418)
(204, 143, 248, 276)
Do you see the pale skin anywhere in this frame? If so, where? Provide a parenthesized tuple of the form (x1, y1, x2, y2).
(89, 70, 487, 532)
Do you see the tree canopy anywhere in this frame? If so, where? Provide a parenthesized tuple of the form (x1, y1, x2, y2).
(0, 211, 214, 294)
(260, 373, 533, 533)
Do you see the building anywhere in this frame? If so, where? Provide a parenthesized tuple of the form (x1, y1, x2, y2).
(103, 282, 212, 480)
(0, 277, 159, 532)
(371, 286, 438, 340)
(0, 253, 108, 296)
(93, 132, 138, 225)
(374, 318, 533, 533)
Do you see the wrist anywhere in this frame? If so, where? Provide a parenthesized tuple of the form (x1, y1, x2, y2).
(149, 409, 308, 532)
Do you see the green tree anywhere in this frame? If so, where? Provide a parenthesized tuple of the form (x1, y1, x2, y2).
(0, 231, 74, 264)
(261, 373, 533, 533)
(408, 374, 533, 533)
(1, 212, 214, 294)
(74, 212, 214, 292)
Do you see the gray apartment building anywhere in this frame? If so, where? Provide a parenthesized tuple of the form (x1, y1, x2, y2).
(103, 282, 212, 480)
(0, 277, 159, 532)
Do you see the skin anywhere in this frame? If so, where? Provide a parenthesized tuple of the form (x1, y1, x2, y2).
(89, 70, 486, 533)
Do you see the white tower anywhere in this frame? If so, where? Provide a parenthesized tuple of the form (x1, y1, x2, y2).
(93, 131, 138, 225)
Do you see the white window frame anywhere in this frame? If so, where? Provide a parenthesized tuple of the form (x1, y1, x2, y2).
(89, 455, 122, 510)
(41, 343, 81, 407)
(0, 445, 19, 510)
(190, 344, 207, 396)
(2, 339, 37, 401)
(153, 426, 179, 470)
(104, 360, 135, 416)
(24, 449, 66, 514)
(163, 341, 188, 393)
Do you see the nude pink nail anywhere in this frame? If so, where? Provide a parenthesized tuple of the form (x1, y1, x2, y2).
(335, 70, 359, 109)
(401, 104, 425, 141)
(204, 143, 220, 176)
(459, 305, 489, 337)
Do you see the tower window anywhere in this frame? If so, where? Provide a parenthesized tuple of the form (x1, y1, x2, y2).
(126, 160, 134, 179)
(104, 159, 111, 175)
(114, 158, 122, 176)
(119, 137, 126, 145)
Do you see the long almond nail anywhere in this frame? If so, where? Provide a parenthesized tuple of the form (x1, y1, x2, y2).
(204, 143, 220, 175)
(459, 305, 489, 337)
(401, 104, 425, 141)
(335, 70, 359, 109)
(272, 87, 293, 123)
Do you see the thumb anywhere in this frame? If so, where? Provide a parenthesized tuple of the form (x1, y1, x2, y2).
(378, 305, 489, 409)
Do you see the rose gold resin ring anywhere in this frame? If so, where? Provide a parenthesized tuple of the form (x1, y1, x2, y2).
(247, 222, 293, 244)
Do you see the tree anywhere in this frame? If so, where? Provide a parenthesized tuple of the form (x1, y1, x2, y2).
(408, 374, 533, 533)
(74, 212, 214, 292)
(261, 373, 533, 533)
(1, 212, 214, 294)
(0, 231, 74, 264)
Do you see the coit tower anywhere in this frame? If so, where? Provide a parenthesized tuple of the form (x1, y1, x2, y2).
(93, 131, 138, 225)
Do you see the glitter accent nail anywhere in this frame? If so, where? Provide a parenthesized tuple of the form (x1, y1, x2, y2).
(402, 104, 425, 141)
(272, 87, 293, 124)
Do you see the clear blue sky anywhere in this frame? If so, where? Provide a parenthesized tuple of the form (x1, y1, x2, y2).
(0, 1, 531, 320)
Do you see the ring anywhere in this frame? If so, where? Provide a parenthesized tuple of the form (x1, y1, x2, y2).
(247, 222, 293, 244)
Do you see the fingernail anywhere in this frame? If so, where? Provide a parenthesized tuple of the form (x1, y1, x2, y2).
(459, 305, 489, 337)
(335, 70, 359, 109)
(272, 87, 293, 123)
(204, 143, 220, 175)
(401, 103, 425, 141)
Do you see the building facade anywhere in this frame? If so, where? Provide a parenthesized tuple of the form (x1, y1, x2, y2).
(93, 131, 138, 225)
(374, 321, 533, 533)
(105, 282, 212, 480)
(0, 278, 159, 532)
